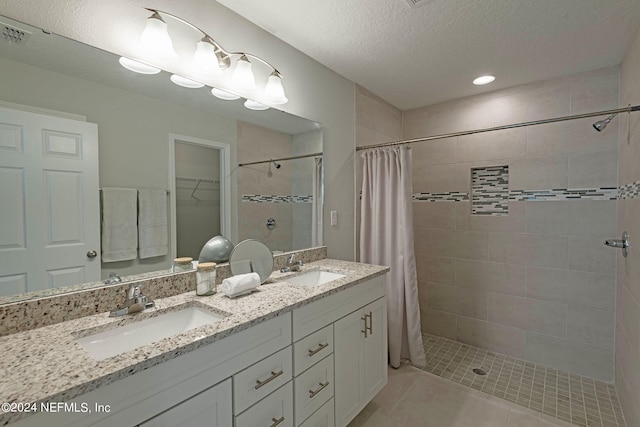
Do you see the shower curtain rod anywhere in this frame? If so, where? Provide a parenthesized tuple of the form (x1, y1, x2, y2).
(238, 151, 322, 167)
(355, 104, 640, 151)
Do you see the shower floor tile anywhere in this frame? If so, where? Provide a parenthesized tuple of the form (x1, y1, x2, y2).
(421, 333, 627, 427)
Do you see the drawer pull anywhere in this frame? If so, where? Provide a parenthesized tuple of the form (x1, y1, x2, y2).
(309, 381, 330, 399)
(269, 416, 285, 427)
(255, 370, 284, 390)
(308, 342, 329, 357)
(366, 311, 373, 335)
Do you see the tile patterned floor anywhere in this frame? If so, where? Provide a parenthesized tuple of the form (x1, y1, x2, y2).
(422, 334, 627, 427)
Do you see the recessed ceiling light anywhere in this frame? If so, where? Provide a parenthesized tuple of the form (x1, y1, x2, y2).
(473, 75, 496, 85)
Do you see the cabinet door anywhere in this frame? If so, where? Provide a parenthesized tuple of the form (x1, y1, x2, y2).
(139, 379, 232, 427)
(362, 298, 387, 402)
(333, 308, 365, 426)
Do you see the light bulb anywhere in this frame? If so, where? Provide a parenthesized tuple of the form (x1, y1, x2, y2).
(118, 57, 161, 74)
(170, 75, 204, 88)
(211, 88, 240, 100)
(264, 72, 288, 104)
(244, 99, 269, 110)
(139, 12, 178, 62)
(192, 40, 221, 77)
(232, 55, 256, 91)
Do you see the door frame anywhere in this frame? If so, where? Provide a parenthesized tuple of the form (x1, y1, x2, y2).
(168, 133, 231, 260)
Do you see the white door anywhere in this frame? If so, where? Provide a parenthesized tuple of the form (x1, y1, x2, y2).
(0, 106, 100, 296)
(139, 379, 233, 427)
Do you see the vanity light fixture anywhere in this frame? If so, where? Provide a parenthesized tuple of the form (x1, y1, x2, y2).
(264, 71, 288, 104)
(244, 99, 269, 111)
(211, 88, 241, 100)
(170, 74, 205, 88)
(120, 7, 288, 110)
(473, 74, 496, 85)
(232, 54, 257, 90)
(118, 57, 161, 74)
(139, 11, 178, 62)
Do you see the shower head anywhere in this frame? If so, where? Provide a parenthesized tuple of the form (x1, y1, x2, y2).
(270, 159, 281, 169)
(592, 113, 618, 132)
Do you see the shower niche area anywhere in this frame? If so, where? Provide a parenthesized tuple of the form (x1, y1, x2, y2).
(356, 65, 628, 425)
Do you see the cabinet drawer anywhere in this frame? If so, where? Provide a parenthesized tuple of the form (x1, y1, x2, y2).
(234, 346, 293, 415)
(293, 324, 333, 376)
(235, 382, 294, 427)
(299, 398, 334, 427)
(138, 378, 232, 427)
(294, 354, 334, 426)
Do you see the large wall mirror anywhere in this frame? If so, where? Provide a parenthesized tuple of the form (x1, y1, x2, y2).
(0, 15, 323, 303)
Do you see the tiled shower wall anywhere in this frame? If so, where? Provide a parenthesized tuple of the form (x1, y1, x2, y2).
(356, 67, 620, 383)
(237, 121, 294, 251)
(615, 25, 640, 427)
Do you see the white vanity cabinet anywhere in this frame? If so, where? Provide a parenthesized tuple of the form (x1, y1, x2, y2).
(291, 274, 387, 427)
(8, 271, 388, 427)
(334, 297, 387, 426)
(11, 314, 292, 427)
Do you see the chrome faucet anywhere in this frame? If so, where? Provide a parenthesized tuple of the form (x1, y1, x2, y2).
(280, 254, 304, 273)
(109, 285, 154, 317)
(104, 272, 122, 285)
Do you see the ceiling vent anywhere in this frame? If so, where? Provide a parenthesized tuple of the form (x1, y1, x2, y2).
(1, 22, 31, 45)
(405, 0, 432, 8)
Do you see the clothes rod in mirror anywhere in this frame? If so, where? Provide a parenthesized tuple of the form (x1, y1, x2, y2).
(238, 152, 322, 167)
(356, 105, 640, 151)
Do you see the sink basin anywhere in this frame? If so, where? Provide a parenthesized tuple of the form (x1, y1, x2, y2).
(286, 270, 346, 287)
(77, 306, 224, 361)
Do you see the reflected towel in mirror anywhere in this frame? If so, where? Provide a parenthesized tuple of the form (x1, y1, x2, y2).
(101, 188, 138, 262)
(138, 189, 168, 259)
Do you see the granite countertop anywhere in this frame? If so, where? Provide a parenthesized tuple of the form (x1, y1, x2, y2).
(0, 258, 388, 425)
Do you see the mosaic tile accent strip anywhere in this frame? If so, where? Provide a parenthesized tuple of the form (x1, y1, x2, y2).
(242, 194, 313, 203)
(412, 191, 470, 202)
(618, 181, 640, 200)
(510, 187, 618, 201)
(412, 187, 618, 203)
(471, 165, 509, 216)
(422, 333, 626, 427)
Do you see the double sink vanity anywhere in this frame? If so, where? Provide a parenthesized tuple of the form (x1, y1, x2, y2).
(0, 248, 389, 427)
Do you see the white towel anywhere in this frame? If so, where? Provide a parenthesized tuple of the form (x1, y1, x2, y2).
(138, 189, 168, 259)
(101, 188, 138, 262)
(220, 272, 261, 298)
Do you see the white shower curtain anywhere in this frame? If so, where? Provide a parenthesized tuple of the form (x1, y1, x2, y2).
(360, 146, 426, 368)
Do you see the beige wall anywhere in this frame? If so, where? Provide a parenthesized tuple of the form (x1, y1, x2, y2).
(616, 25, 640, 427)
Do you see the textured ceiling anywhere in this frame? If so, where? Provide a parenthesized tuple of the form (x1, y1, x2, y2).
(217, 0, 640, 110)
(3, 0, 640, 111)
